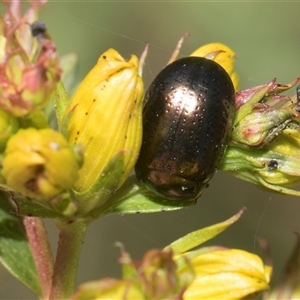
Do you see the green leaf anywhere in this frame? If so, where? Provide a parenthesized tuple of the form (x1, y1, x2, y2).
(14, 196, 60, 219)
(74, 151, 127, 217)
(0, 185, 72, 219)
(54, 80, 70, 132)
(164, 208, 246, 254)
(0, 192, 42, 296)
(18, 109, 49, 129)
(46, 53, 78, 130)
(0, 184, 75, 220)
(92, 175, 196, 216)
(234, 82, 271, 126)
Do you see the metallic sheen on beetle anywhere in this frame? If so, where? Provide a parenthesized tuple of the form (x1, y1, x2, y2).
(135, 57, 235, 201)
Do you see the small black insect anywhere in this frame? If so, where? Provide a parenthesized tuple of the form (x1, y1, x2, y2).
(296, 85, 300, 113)
(268, 159, 278, 171)
(30, 21, 47, 38)
(135, 56, 235, 201)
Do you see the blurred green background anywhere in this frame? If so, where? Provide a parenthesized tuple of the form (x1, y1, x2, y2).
(1, 1, 300, 299)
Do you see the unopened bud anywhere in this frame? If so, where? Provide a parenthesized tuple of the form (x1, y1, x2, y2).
(63, 48, 144, 213)
(232, 78, 300, 148)
(0, 6, 60, 116)
(2, 128, 82, 200)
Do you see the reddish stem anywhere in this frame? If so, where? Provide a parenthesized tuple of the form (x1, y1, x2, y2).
(24, 216, 54, 300)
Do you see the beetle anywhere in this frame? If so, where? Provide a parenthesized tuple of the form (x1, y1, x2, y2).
(135, 56, 235, 201)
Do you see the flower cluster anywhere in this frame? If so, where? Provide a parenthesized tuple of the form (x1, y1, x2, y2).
(0, 1, 300, 300)
(221, 77, 300, 196)
(71, 210, 273, 300)
(0, 1, 145, 218)
(0, 2, 60, 116)
(0, 1, 83, 217)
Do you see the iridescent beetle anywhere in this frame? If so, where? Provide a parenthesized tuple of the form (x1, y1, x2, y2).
(135, 39, 235, 201)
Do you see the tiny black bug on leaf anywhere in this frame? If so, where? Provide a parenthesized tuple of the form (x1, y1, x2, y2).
(268, 159, 278, 171)
(135, 56, 235, 201)
(296, 85, 300, 112)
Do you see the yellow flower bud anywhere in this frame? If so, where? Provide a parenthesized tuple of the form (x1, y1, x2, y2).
(262, 127, 300, 186)
(64, 49, 143, 205)
(71, 211, 271, 299)
(72, 247, 271, 300)
(221, 127, 300, 196)
(2, 128, 81, 200)
(222, 77, 300, 196)
(180, 248, 271, 300)
(190, 43, 239, 91)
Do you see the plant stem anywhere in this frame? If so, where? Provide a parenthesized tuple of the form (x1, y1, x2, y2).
(49, 219, 88, 300)
(23, 217, 54, 300)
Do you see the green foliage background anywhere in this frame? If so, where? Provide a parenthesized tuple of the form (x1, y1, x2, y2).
(1, 1, 300, 299)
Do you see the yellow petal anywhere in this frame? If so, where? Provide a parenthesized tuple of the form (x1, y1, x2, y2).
(180, 248, 271, 300)
(190, 43, 239, 91)
(64, 49, 143, 194)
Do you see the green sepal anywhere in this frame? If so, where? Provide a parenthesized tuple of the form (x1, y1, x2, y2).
(49, 192, 78, 218)
(234, 77, 300, 127)
(234, 82, 272, 126)
(0, 110, 19, 153)
(45, 53, 78, 129)
(164, 208, 245, 254)
(72, 151, 191, 218)
(0, 191, 42, 297)
(18, 109, 49, 129)
(220, 145, 300, 197)
(0, 184, 76, 220)
(72, 151, 127, 217)
(90, 175, 196, 218)
(119, 250, 139, 281)
(53, 80, 70, 132)
(53, 53, 79, 128)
